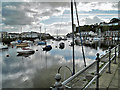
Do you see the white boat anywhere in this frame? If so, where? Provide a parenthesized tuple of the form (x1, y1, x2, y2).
(75, 38, 81, 45)
(17, 47, 35, 54)
(34, 39, 40, 43)
(10, 41, 18, 45)
(93, 37, 101, 41)
(0, 44, 8, 50)
(23, 40, 33, 44)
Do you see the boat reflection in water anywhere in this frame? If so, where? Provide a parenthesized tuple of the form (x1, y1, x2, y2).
(43, 45, 52, 51)
(17, 47, 35, 55)
(17, 52, 35, 57)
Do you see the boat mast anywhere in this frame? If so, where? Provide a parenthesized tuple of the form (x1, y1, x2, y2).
(74, 1, 86, 67)
(40, 26, 41, 40)
(71, 0, 75, 75)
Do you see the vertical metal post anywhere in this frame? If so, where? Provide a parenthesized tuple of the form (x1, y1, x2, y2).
(118, 44, 120, 58)
(51, 73, 62, 90)
(96, 53, 100, 90)
(114, 46, 117, 64)
(107, 47, 111, 73)
(71, 0, 75, 75)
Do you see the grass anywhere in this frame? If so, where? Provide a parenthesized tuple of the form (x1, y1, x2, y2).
(91, 72, 95, 75)
(83, 79, 87, 81)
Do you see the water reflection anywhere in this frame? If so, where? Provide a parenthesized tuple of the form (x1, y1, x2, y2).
(17, 53, 35, 58)
(1, 39, 118, 88)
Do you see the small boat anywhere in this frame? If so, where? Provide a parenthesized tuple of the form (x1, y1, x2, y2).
(38, 41, 46, 45)
(69, 42, 73, 46)
(17, 47, 35, 55)
(23, 40, 32, 44)
(0, 44, 8, 50)
(43, 45, 52, 51)
(16, 43, 29, 47)
(34, 39, 40, 43)
(17, 40, 22, 43)
(54, 37, 62, 41)
(59, 42, 65, 49)
(93, 37, 101, 41)
(61, 36, 67, 41)
(75, 38, 81, 46)
(10, 41, 18, 45)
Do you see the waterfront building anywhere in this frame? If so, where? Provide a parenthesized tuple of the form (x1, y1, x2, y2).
(0, 31, 9, 39)
(9, 33, 20, 39)
(76, 31, 97, 37)
(104, 31, 119, 37)
(21, 32, 38, 38)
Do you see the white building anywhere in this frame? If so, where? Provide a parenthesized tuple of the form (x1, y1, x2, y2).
(76, 31, 97, 36)
(9, 33, 20, 38)
(21, 32, 38, 38)
(104, 31, 119, 37)
(0, 32, 9, 39)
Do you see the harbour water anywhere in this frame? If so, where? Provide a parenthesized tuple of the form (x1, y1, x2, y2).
(1, 39, 118, 88)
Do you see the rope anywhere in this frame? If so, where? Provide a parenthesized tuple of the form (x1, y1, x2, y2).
(74, 0, 87, 67)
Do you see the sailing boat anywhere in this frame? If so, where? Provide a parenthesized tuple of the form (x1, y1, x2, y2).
(54, 29, 62, 41)
(70, 0, 86, 75)
(38, 27, 46, 45)
(16, 26, 28, 47)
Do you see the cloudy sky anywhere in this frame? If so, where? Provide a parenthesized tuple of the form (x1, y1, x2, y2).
(0, 1, 119, 35)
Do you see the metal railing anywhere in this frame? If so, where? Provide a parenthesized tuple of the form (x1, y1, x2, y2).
(83, 44, 119, 90)
(50, 44, 120, 90)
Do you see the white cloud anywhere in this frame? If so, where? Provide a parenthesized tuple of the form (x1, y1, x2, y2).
(4, 5, 17, 10)
(44, 21, 72, 35)
(77, 2, 118, 12)
(81, 16, 104, 25)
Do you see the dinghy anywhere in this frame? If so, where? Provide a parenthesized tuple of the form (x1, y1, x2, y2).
(59, 42, 65, 49)
(0, 44, 8, 50)
(17, 47, 35, 55)
(43, 45, 52, 51)
(38, 41, 46, 45)
(16, 43, 29, 47)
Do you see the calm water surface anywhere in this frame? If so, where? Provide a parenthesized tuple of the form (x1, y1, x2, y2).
(1, 39, 117, 88)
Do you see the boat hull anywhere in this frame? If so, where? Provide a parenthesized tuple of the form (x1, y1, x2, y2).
(17, 51, 35, 54)
(16, 43, 28, 47)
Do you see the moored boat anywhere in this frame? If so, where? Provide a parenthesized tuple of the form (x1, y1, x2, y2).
(0, 44, 8, 50)
(75, 38, 81, 46)
(10, 41, 18, 45)
(16, 43, 29, 47)
(17, 47, 35, 54)
(43, 45, 52, 51)
(38, 41, 46, 45)
(59, 42, 65, 49)
(23, 40, 33, 44)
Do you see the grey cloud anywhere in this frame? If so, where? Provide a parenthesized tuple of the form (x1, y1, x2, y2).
(83, 16, 103, 25)
(2, 2, 34, 25)
(2, 2, 69, 25)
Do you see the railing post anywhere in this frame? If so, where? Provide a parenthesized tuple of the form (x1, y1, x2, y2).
(118, 44, 120, 58)
(113, 46, 117, 64)
(51, 73, 62, 90)
(107, 47, 111, 74)
(96, 53, 100, 90)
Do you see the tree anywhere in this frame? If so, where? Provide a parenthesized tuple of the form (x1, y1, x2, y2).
(110, 18, 120, 23)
